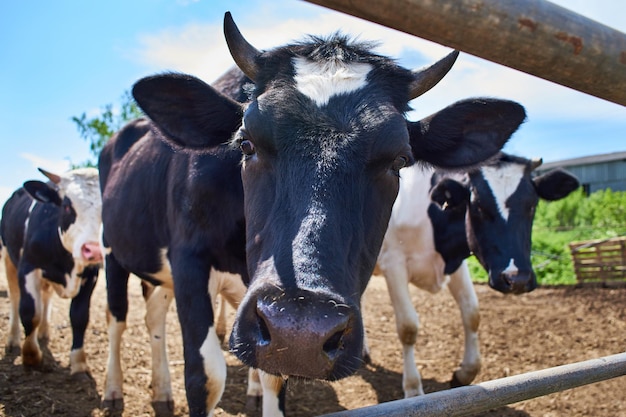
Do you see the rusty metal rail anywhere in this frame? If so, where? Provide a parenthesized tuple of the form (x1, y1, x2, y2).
(304, 0, 626, 106)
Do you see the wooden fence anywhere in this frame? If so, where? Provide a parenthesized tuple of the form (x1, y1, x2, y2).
(569, 236, 626, 285)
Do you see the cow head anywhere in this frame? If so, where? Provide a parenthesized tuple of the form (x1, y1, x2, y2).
(431, 154, 579, 294)
(23, 168, 103, 297)
(130, 12, 526, 381)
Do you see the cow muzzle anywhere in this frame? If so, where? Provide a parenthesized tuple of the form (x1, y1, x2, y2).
(230, 287, 363, 381)
(491, 270, 537, 294)
(81, 241, 103, 264)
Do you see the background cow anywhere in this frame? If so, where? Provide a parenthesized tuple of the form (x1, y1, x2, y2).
(375, 153, 579, 398)
(99, 12, 526, 417)
(1, 167, 102, 377)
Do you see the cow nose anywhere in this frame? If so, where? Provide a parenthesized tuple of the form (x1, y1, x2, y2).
(501, 271, 536, 294)
(231, 288, 363, 381)
(81, 241, 103, 263)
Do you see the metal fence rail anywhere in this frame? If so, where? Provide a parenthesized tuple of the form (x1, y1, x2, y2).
(320, 352, 626, 417)
(304, 0, 626, 106)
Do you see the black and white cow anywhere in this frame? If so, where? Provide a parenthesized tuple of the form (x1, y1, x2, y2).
(375, 153, 579, 397)
(1, 168, 102, 376)
(99, 12, 527, 417)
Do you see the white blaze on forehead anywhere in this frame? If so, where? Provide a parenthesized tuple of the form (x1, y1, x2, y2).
(480, 163, 525, 221)
(293, 56, 372, 106)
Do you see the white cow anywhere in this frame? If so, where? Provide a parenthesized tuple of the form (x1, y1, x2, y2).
(376, 153, 579, 397)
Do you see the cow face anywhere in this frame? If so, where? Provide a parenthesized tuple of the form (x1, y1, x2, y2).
(23, 168, 103, 297)
(433, 154, 579, 294)
(131, 12, 526, 382)
(224, 14, 527, 380)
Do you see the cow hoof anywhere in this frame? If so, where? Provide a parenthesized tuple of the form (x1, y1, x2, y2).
(245, 394, 262, 415)
(102, 398, 124, 416)
(4, 344, 20, 356)
(450, 371, 468, 388)
(71, 371, 94, 382)
(152, 400, 175, 417)
(23, 358, 55, 373)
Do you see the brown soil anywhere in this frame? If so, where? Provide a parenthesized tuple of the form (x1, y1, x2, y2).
(1, 261, 625, 417)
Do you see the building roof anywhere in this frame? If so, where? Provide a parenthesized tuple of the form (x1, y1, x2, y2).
(539, 150, 626, 170)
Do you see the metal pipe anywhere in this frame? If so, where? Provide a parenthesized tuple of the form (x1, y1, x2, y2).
(320, 352, 626, 417)
(304, 0, 626, 106)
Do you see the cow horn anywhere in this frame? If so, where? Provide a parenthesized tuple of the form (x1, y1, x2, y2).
(409, 50, 459, 100)
(530, 157, 543, 170)
(224, 12, 260, 82)
(38, 168, 61, 184)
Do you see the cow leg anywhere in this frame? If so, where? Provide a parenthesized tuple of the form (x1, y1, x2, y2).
(209, 269, 247, 345)
(362, 331, 372, 364)
(447, 261, 481, 387)
(143, 283, 175, 416)
(69, 267, 99, 376)
(245, 367, 263, 413)
(260, 370, 287, 417)
(383, 267, 424, 397)
(215, 294, 228, 344)
(171, 254, 223, 417)
(38, 281, 53, 342)
(208, 269, 227, 345)
(4, 251, 21, 353)
(103, 253, 130, 413)
(19, 268, 44, 368)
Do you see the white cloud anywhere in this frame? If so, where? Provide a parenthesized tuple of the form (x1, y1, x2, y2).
(130, 11, 450, 84)
(20, 153, 72, 175)
(128, 6, 626, 126)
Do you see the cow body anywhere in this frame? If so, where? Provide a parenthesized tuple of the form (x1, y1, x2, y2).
(99, 115, 248, 415)
(101, 12, 528, 416)
(1, 168, 102, 375)
(376, 153, 579, 397)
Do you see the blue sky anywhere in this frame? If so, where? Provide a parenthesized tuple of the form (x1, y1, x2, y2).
(1, 0, 625, 206)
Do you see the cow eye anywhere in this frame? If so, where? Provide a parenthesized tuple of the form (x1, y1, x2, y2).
(391, 155, 409, 172)
(240, 140, 256, 156)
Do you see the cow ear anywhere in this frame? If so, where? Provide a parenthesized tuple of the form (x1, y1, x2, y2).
(533, 168, 580, 201)
(430, 178, 469, 210)
(132, 73, 244, 148)
(23, 181, 62, 206)
(409, 98, 526, 170)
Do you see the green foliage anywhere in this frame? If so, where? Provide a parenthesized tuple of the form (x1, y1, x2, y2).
(71, 91, 143, 168)
(469, 188, 626, 286)
(534, 188, 626, 236)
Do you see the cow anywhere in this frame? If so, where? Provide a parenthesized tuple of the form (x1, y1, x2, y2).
(98, 12, 527, 417)
(1, 167, 102, 377)
(375, 153, 579, 398)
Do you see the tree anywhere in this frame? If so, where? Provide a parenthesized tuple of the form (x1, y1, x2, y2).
(71, 91, 143, 167)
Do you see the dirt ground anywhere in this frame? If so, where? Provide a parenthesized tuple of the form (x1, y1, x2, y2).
(1, 260, 625, 417)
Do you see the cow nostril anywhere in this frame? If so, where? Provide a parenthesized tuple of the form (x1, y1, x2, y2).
(323, 330, 344, 359)
(257, 313, 271, 346)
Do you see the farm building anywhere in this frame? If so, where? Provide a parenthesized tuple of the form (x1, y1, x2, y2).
(535, 150, 626, 195)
